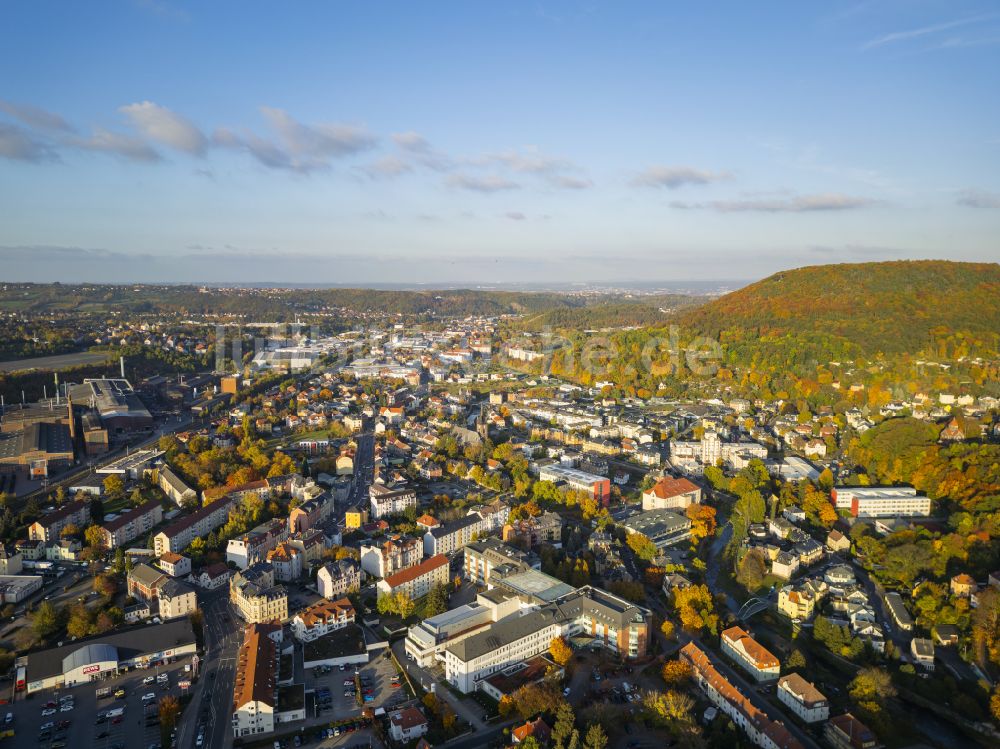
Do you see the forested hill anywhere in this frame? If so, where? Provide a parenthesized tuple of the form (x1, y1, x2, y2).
(676, 260, 1000, 361)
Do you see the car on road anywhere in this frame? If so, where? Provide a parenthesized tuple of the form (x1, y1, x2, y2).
(41, 721, 55, 731)
(60, 703, 74, 712)
(42, 708, 56, 716)
(142, 692, 156, 702)
(143, 676, 155, 684)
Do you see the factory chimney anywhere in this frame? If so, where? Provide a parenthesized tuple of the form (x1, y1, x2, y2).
(120, 356, 126, 378)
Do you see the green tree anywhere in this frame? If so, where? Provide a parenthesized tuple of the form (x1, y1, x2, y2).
(583, 724, 608, 749)
(103, 474, 125, 500)
(31, 601, 60, 640)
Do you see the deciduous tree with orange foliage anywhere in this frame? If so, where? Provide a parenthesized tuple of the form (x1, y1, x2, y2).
(686, 504, 717, 544)
(672, 584, 718, 635)
(661, 659, 692, 687)
(549, 636, 572, 667)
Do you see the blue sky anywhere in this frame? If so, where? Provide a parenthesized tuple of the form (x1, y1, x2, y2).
(1, 0, 998, 284)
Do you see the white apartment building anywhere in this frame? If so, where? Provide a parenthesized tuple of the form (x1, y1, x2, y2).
(226, 519, 289, 570)
(368, 483, 417, 519)
(360, 536, 422, 579)
(830, 487, 931, 518)
(232, 624, 277, 739)
(291, 598, 356, 642)
(720, 626, 780, 682)
(376, 554, 450, 601)
(777, 673, 829, 723)
(99, 498, 163, 550)
(157, 579, 198, 620)
(463, 538, 539, 586)
(317, 559, 361, 599)
(230, 563, 289, 624)
(404, 602, 496, 667)
(424, 512, 486, 557)
(154, 495, 238, 556)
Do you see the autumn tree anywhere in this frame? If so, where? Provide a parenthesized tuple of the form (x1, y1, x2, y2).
(84, 524, 106, 550)
(583, 724, 608, 749)
(661, 660, 692, 687)
(549, 636, 573, 667)
(686, 504, 717, 545)
(736, 548, 768, 593)
(103, 474, 125, 500)
(159, 695, 181, 732)
(660, 620, 675, 640)
(672, 584, 719, 635)
(60, 522, 80, 539)
(625, 532, 658, 562)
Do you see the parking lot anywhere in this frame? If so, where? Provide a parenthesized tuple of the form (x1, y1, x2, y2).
(5, 657, 194, 749)
(305, 647, 408, 721)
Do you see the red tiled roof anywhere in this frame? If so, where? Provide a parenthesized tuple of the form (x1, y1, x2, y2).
(382, 554, 448, 588)
(646, 476, 699, 500)
(722, 626, 780, 669)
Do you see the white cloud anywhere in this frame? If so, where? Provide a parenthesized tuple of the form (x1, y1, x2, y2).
(505, 211, 527, 220)
(671, 193, 876, 212)
(0, 122, 56, 162)
(71, 128, 161, 162)
(446, 174, 521, 193)
(363, 155, 413, 178)
(863, 14, 997, 49)
(957, 188, 1000, 209)
(0, 100, 74, 132)
(260, 106, 377, 159)
(631, 165, 731, 189)
(120, 101, 206, 155)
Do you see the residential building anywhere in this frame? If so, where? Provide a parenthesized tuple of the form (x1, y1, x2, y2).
(826, 529, 851, 553)
(154, 495, 238, 555)
(830, 487, 931, 518)
(192, 561, 233, 590)
(291, 598, 356, 642)
(641, 476, 702, 511)
(317, 559, 361, 599)
(158, 579, 198, 620)
(157, 551, 191, 578)
(463, 538, 539, 586)
(227, 519, 289, 570)
(157, 466, 197, 506)
(771, 552, 800, 580)
(288, 492, 332, 534)
(777, 674, 829, 723)
(360, 535, 422, 579)
(720, 626, 780, 682)
(404, 602, 496, 667)
(680, 643, 802, 749)
(377, 554, 449, 601)
(950, 573, 977, 597)
(824, 713, 879, 749)
(388, 707, 429, 743)
(883, 592, 914, 632)
(911, 638, 935, 670)
(99, 498, 163, 549)
(344, 506, 368, 529)
(28, 500, 91, 542)
(266, 542, 303, 582)
(369, 483, 417, 519)
(424, 512, 487, 557)
(502, 512, 563, 549)
(512, 717, 552, 745)
(232, 624, 277, 739)
(230, 563, 289, 624)
(127, 563, 168, 602)
(0, 544, 23, 575)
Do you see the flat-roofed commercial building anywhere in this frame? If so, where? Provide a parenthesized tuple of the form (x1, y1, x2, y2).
(404, 602, 495, 667)
(538, 464, 611, 506)
(22, 618, 197, 694)
(621, 509, 692, 550)
(830, 487, 931, 518)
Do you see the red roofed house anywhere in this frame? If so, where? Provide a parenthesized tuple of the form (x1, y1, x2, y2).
(641, 476, 702, 511)
(388, 707, 429, 742)
(824, 713, 879, 749)
(721, 626, 780, 682)
(376, 554, 449, 600)
(681, 642, 802, 749)
(512, 716, 552, 745)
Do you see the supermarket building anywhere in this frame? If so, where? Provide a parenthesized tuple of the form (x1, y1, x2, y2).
(21, 618, 197, 693)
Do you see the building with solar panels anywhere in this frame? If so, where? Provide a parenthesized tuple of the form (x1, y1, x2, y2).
(21, 617, 196, 693)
